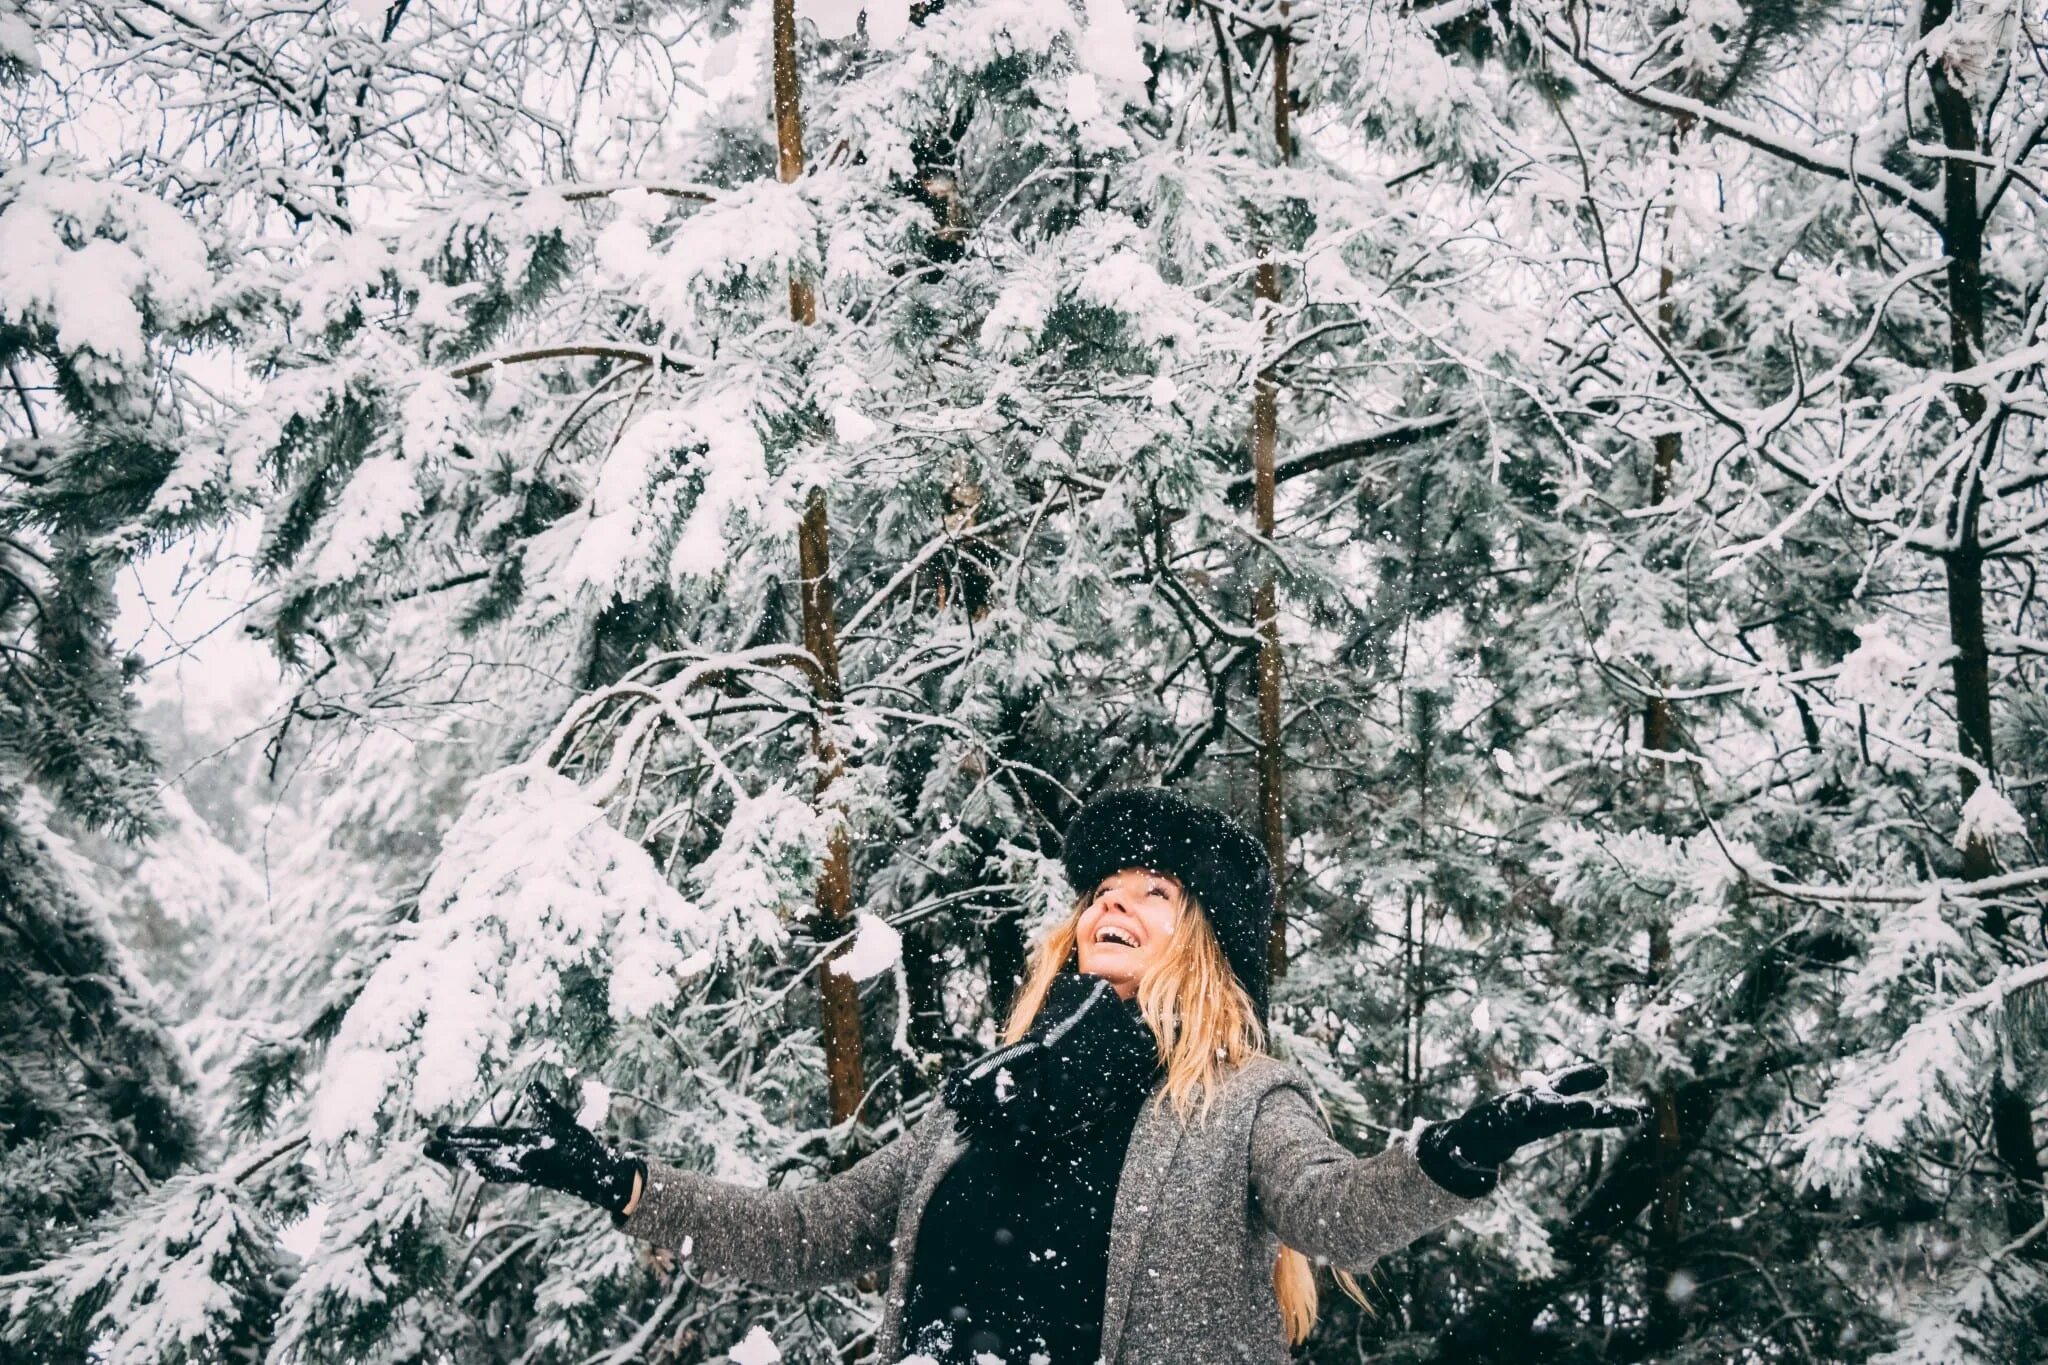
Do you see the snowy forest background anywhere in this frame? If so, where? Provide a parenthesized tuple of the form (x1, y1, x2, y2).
(4, 0, 2047, 1361)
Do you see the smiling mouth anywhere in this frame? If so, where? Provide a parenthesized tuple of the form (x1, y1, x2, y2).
(1093, 925, 1140, 948)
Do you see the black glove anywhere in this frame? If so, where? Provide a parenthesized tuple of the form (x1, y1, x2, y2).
(942, 970, 1159, 1147)
(423, 1081, 644, 1216)
(1416, 1062, 1645, 1198)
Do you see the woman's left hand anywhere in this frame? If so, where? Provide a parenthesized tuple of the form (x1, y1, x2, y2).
(1416, 1062, 1646, 1197)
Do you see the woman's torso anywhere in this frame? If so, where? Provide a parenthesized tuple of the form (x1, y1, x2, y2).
(898, 1115, 1139, 1364)
(879, 1055, 1298, 1365)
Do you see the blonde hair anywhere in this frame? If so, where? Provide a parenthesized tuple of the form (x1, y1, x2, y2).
(1001, 882, 1369, 1346)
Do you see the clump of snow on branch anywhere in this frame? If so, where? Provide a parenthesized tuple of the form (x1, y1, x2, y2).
(268, 1148, 463, 1363)
(0, 5, 39, 75)
(1921, 5, 2009, 97)
(1833, 621, 1924, 714)
(997, 840, 1079, 938)
(727, 1323, 783, 1364)
(1535, 823, 1751, 929)
(980, 263, 1057, 356)
(519, 401, 789, 606)
(1060, 0, 1149, 154)
(827, 910, 903, 981)
(1456, 1184, 1562, 1282)
(2, 1167, 284, 1361)
(1792, 963, 2048, 1194)
(1953, 785, 2026, 852)
(1842, 893, 1970, 1021)
(305, 451, 427, 585)
(1072, 218, 1215, 351)
(922, 0, 1073, 69)
(0, 163, 211, 382)
(672, 408, 784, 577)
(551, 406, 697, 598)
(799, 0, 911, 45)
(689, 784, 834, 957)
(1869, 1240, 2045, 1365)
(619, 177, 820, 326)
(1660, 0, 1748, 82)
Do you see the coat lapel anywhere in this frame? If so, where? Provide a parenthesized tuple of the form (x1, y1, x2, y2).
(905, 1112, 968, 1228)
(877, 1110, 968, 1359)
(1097, 1090, 1188, 1364)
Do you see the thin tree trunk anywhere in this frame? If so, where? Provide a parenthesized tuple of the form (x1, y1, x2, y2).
(1644, 133, 1689, 1346)
(1257, 5, 1292, 983)
(1407, 688, 1434, 1135)
(772, 0, 867, 1138)
(1642, 673, 1682, 1299)
(900, 924, 944, 1100)
(1920, 0, 2043, 1239)
(1399, 882, 1419, 1129)
(772, 0, 815, 327)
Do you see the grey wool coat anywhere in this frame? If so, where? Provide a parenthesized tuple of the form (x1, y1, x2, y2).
(620, 1052, 1484, 1364)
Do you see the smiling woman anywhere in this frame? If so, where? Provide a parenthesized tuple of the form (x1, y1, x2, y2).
(1074, 867, 1185, 999)
(428, 786, 1640, 1364)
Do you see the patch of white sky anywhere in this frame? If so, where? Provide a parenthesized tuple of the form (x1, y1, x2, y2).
(117, 520, 286, 754)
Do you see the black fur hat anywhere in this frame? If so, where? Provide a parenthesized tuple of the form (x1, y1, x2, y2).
(1061, 786, 1276, 1024)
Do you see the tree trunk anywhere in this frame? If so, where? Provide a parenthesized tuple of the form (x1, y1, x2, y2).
(900, 924, 945, 1100)
(1257, 6, 1292, 984)
(772, 0, 815, 327)
(798, 497, 868, 1134)
(1920, 0, 2043, 1240)
(1643, 142, 1689, 1347)
(1643, 616, 1685, 1351)
(773, 0, 867, 1139)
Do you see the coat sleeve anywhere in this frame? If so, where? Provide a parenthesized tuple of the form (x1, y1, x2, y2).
(618, 1121, 921, 1292)
(1247, 1081, 1485, 1271)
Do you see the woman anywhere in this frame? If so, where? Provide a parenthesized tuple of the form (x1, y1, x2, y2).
(429, 786, 1639, 1364)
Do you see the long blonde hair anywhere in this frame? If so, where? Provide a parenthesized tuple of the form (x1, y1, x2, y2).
(1001, 884, 1369, 1346)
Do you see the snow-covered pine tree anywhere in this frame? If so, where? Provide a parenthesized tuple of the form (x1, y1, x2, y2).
(0, 2, 633, 1357)
(0, 74, 295, 1362)
(210, 1, 1568, 1358)
(1152, 4, 2047, 1360)
(6, 1, 2043, 1362)
(1339, 4, 2048, 1361)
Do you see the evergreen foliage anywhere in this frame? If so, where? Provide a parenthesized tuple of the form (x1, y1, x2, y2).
(3, 1, 2045, 1362)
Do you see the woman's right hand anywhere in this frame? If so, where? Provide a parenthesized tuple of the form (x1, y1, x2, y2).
(424, 1081, 644, 1216)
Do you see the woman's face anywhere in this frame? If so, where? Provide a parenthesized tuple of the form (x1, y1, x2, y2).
(1074, 867, 1185, 1000)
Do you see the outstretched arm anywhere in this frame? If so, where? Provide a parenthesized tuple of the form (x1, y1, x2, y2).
(1413, 1062, 1644, 1196)
(619, 1130, 915, 1292)
(426, 1082, 922, 1294)
(1251, 1063, 1644, 1270)
(1248, 1084, 1481, 1271)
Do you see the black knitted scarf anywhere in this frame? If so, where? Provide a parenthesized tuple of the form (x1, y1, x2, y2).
(901, 972, 1164, 1365)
